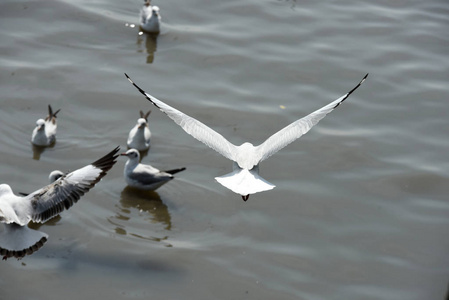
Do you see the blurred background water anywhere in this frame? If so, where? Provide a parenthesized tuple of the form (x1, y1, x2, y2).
(1, 0, 449, 299)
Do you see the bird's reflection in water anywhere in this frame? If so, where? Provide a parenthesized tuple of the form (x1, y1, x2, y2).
(108, 187, 171, 242)
(31, 143, 54, 160)
(28, 215, 62, 230)
(137, 32, 159, 64)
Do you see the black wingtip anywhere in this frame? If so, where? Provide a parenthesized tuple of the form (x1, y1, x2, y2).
(139, 109, 152, 120)
(333, 73, 369, 109)
(53, 108, 61, 118)
(165, 167, 186, 175)
(124, 73, 162, 109)
(347, 73, 368, 96)
(47, 104, 61, 117)
(91, 146, 120, 172)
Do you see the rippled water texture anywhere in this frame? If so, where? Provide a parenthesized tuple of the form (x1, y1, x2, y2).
(1, 0, 449, 299)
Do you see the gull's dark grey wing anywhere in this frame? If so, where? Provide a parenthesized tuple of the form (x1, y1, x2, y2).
(26, 146, 120, 223)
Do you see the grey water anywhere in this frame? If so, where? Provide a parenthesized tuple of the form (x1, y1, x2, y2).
(1, 0, 449, 299)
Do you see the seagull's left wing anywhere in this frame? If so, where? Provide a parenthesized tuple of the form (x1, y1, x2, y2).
(125, 74, 239, 162)
(26, 146, 120, 223)
(255, 74, 368, 163)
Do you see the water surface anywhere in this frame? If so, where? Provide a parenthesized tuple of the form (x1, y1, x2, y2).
(1, 0, 449, 299)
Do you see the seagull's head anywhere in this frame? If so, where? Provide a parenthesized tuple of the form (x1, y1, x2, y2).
(136, 118, 148, 129)
(121, 149, 140, 161)
(144, 0, 151, 7)
(0, 184, 13, 196)
(35, 119, 45, 131)
(49, 170, 64, 183)
(152, 6, 160, 15)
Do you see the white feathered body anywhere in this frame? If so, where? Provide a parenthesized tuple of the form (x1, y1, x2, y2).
(0, 184, 30, 226)
(215, 163, 275, 196)
(140, 5, 161, 33)
(127, 118, 151, 151)
(123, 154, 175, 190)
(31, 118, 57, 146)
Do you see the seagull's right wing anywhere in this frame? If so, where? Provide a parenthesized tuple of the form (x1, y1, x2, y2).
(255, 74, 368, 163)
(45, 104, 60, 124)
(25, 146, 120, 223)
(125, 74, 238, 162)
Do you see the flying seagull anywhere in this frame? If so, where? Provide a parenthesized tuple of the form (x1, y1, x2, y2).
(121, 148, 185, 190)
(0, 146, 119, 259)
(31, 104, 61, 146)
(125, 73, 368, 201)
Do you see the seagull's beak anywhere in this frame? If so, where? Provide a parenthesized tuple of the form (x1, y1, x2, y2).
(120, 153, 128, 156)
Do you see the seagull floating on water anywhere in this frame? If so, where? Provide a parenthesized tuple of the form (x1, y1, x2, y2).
(18, 170, 64, 197)
(121, 149, 185, 191)
(125, 73, 368, 201)
(48, 170, 64, 183)
(31, 105, 60, 146)
(0, 147, 119, 260)
(127, 110, 152, 151)
(140, 0, 161, 34)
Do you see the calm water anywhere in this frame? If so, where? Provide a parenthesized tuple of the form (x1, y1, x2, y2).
(1, 0, 449, 299)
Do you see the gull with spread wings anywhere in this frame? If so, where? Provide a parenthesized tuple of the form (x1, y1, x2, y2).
(125, 73, 368, 201)
(0, 147, 119, 259)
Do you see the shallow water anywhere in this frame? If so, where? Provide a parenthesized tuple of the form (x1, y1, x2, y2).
(1, 0, 449, 299)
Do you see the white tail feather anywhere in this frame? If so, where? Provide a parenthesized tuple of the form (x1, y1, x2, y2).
(215, 168, 275, 196)
(0, 223, 48, 252)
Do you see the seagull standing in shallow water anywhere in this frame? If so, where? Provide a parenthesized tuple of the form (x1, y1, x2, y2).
(121, 149, 185, 191)
(125, 73, 368, 201)
(0, 147, 119, 260)
(140, 0, 161, 34)
(127, 110, 152, 151)
(31, 105, 60, 146)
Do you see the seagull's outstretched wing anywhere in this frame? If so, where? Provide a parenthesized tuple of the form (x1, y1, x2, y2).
(125, 74, 238, 162)
(25, 146, 120, 223)
(255, 74, 368, 163)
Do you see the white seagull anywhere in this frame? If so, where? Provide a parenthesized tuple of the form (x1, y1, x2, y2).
(127, 110, 152, 151)
(125, 73, 368, 201)
(0, 147, 119, 260)
(31, 105, 60, 146)
(121, 148, 185, 191)
(140, 0, 161, 34)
